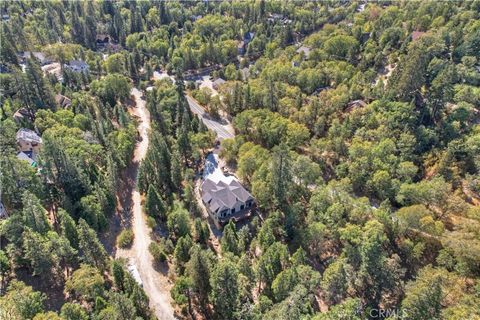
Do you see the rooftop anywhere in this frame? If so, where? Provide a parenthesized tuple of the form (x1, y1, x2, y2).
(296, 45, 312, 57)
(16, 128, 42, 144)
(201, 153, 253, 214)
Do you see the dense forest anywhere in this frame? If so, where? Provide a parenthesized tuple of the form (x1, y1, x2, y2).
(1, 1, 479, 320)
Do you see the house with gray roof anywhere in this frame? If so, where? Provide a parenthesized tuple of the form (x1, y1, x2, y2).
(16, 128, 42, 154)
(65, 60, 89, 73)
(201, 153, 255, 227)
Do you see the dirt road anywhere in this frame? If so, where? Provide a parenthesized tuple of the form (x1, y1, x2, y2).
(116, 88, 175, 320)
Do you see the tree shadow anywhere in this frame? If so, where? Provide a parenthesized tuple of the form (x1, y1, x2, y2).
(101, 157, 140, 255)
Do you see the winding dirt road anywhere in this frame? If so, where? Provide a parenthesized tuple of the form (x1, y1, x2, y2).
(116, 88, 175, 320)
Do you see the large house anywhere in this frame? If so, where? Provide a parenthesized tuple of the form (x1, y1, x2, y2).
(201, 153, 255, 228)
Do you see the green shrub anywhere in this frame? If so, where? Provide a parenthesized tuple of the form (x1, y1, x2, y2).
(147, 216, 157, 229)
(149, 242, 167, 263)
(117, 229, 134, 248)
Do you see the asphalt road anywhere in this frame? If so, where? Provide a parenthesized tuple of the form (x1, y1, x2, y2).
(186, 95, 235, 140)
(153, 71, 235, 140)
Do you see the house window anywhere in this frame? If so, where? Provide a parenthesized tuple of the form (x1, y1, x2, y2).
(240, 205, 245, 210)
(231, 208, 235, 214)
(247, 201, 252, 208)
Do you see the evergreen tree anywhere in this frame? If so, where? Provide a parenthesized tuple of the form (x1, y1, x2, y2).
(25, 58, 56, 110)
(77, 219, 109, 271)
(145, 185, 166, 220)
(186, 246, 211, 307)
(22, 230, 53, 276)
(221, 221, 239, 255)
(22, 191, 50, 235)
(211, 259, 240, 320)
(59, 209, 79, 249)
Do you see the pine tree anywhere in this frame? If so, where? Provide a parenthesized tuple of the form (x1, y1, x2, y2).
(59, 209, 79, 249)
(25, 58, 56, 110)
(221, 221, 239, 255)
(22, 191, 50, 235)
(186, 246, 211, 308)
(145, 185, 166, 220)
(77, 219, 108, 271)
(211, 259, 240, 319)
(23, 230, 53, 276)
(270, 144, 292, 208)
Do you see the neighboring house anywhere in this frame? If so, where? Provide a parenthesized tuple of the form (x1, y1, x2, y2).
(345, 99, 367, 113)
(55, 94, 72, 108)
(411, 31, 425, 41)
(244, 31, 255, 45)
(65, 60, 89, 73)
(42, 62, 63, 81)
(18, 51, 52, 66)
(296, 45, 312, 59)
(0, 201, 7, 219)
(13, 107, 33, 124)
(201, 153, 255, 228)
(16, 128, 42, 154)
(237, 40, 246, 55)
(212, 78, 226, 90)
(17, 151, 37, 167)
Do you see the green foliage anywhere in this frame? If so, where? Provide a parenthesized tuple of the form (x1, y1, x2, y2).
(77, 219, 109, 271)
(149, 242, 167, 264)
(65, 264, 105, 302)
(116, 229, 134, 248)
(0, 280, 45, 320)
(210, 259, 239, 320)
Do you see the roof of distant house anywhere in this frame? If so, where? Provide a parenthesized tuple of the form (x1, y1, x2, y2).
(13, 107, 32, 121)
(296, 45, 312, 57)
(67, 60, 88, 68)
(345, 99, 368, 113)
(16, 128, 42, 144)
(244, 32, 255, 41)
(55, 94, 72, 108)
(411, 31, 425, 41)
(41, 62, 63, 80)
(20, 51, 52, 64)
(213, 78, 226, 86)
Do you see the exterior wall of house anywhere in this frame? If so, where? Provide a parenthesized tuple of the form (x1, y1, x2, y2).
(18, 139, 41, 153)
(213, 198, 254, 220)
